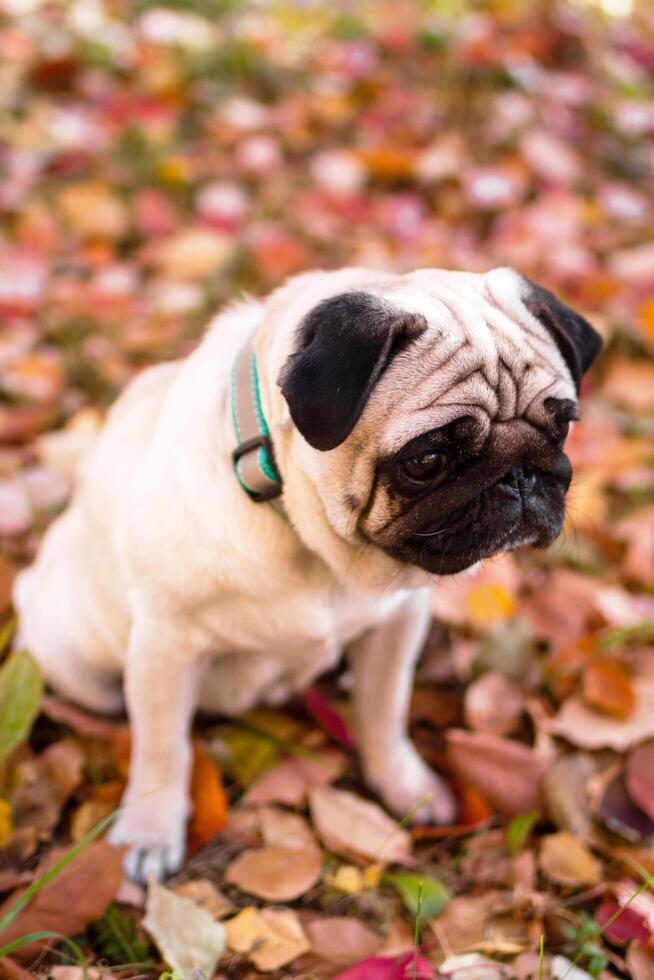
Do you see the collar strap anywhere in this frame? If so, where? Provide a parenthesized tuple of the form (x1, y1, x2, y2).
(230, 336, 283, 504)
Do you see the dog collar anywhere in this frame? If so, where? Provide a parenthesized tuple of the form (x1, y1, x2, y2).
(230, 336, 284, 504)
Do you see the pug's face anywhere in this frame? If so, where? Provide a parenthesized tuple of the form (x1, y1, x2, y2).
(279, 268, 601, 577)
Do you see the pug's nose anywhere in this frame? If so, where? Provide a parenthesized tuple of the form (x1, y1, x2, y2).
(498, 465, 537, 499)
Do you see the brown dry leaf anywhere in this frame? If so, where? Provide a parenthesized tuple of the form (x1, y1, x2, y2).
(539, 831, 601, 887)
(309, 786, 412, 865)
(0, 557, 16, 616)
(549, 675, 654, 751)
(244, 748, 347, 806)
(12, 739, 84, 834)
(306, 916, 381, 965)
(464, 671, 524, 736)
(225, 844, 322, 901)
(143, 879, 226, 977)
(541, 753, 601, 836)
(70, 781, 123, 843)
(188, 742, 228, 851)
(446, 730, 550, 816)
(431, 892, 503, 955)
(225, 906, 310, 971)
(582, 656, 635, 719)
(173, 879, 235, 919)
(258, 806, 319, 851)
(626, 741, 654, 822)
(0, 841, 124, 961)
(376, 916, 415, 958)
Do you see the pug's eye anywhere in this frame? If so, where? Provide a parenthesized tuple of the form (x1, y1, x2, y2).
(401, 450, 448, 483)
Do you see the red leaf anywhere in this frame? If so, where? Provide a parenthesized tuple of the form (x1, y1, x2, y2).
(303, 689, 356, 751)
(334, 952, 435, 980)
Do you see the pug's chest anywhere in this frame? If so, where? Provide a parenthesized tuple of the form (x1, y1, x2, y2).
(198, 587, 409, 714)
(195, 581, 407, 659)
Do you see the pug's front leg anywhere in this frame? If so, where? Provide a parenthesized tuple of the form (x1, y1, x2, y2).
(109, 616, 200, 883)
(347, 589, 457, 825)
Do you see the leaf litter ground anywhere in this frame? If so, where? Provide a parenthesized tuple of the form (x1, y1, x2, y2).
(1, 1, 654, 977)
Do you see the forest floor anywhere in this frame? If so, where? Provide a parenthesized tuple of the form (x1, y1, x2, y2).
(1, 2, 654, 977)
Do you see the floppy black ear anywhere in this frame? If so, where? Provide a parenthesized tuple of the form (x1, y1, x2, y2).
(522, 278, 602, 392)
(279, 291, 427, 451)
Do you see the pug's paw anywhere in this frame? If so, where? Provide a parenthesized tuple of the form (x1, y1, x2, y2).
(369, 740, 457, 826)
(109, 793, 188, 884)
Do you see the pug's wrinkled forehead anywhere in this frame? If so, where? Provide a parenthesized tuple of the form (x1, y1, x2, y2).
(354, 268, 581, 457)
(279, 266, 600, 461)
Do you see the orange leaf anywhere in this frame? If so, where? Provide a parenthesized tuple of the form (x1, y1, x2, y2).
(637, 296, 654, 343)
(188, 743, 228, 852)
(582, 656, 635, 720)
(546, 634, 598, 700)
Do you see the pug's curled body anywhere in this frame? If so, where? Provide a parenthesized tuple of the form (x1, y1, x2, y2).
(14, 266, 600, 882)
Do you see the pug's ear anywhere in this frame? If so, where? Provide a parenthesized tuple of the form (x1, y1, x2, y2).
(279, 291, 426, 451)
(522, 278, 602, 392)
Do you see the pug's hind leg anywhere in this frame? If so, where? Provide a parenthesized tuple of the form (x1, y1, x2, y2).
(347, 589, 457, 826)
(109, 614, 201, 883)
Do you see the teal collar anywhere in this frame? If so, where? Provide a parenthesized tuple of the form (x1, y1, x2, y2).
(230, 336, 284, 504)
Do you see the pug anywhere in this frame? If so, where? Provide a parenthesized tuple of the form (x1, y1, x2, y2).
(14, 266, 601, 883)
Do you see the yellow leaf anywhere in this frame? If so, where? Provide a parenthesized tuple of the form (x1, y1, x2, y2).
(0, 798, 12, 844)
(326, 865, 363, 895)
(466, 583, 517, 630)
(225, 907, 309, 971)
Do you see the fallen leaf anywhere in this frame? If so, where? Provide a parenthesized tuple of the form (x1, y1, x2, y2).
(225, 906, 310, 971)
(188, 742, 228, 851)
(431, 893, 502, 955)
(0, 651, 43, 763)
(225, 843, 322, 901)
(309, 786, 412, 865)
(549, 675, 654, 751)
(592, 768, 654, 842)
(385, 873, 451, 918)
(626, 741, 654, 821)
(333, 952, 436, 980)
(306, 916, 381, 965)
(446, 730, 549, 816)
(57, 182, 129, 239)
(0, 841, 124, 961)
(303, 688, 356, 750)
(173, 879, 234, 920)
(143, 879, 225, 977)
(464, 671, 524, 736)
(244, 748, 347, 806)
(465, 583, 517, 630)
(40, 695, 119, 740)
(626, 942, 654, 980)
(582, 656, 635, 719)
(0, 802, 12, 846)
(603, 359, 654, 413)
(539, 832, 601, 887)
(596, 899, 651, 945)
(258, 806, 319, 851)
(542, 753, 600, 836)
(12, 739, 84, 834)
